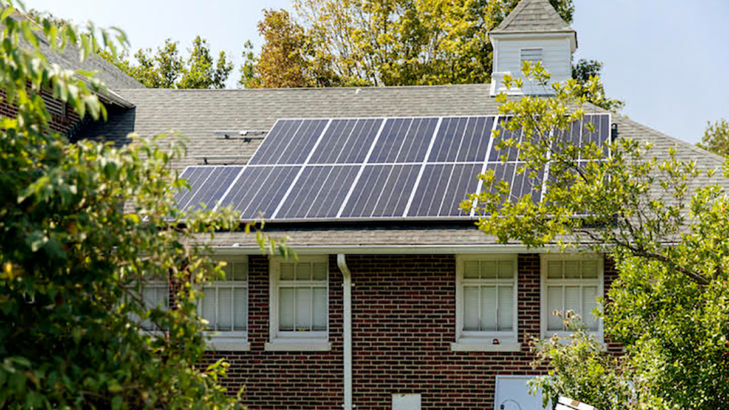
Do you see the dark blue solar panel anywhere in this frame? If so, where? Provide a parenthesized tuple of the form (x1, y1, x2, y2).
(275, 165, 360, 219)
(407, 163, 483, 217)
(174, 166, 209, 210)
(220, 166, 300, 219)
(248, 119, 329, 165)
(340, 164, 421, 218)
(177, 166, 243, 212)
(309, 118, 383, 164)
(429, 116, 495, 162)
(553, 114, 611, 159)
(368, 117, 439, 163)
(489, 117, 523, 162)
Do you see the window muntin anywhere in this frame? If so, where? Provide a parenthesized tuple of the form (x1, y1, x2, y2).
(457, 256, 518, 343)
(521, 48, 543, 63)
(199, 259, 248, 336)
(542, 256, 602, 336)
(271, 257, 328, 340)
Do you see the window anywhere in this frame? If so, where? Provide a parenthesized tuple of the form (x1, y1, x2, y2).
(521, 48, 543, 64)
(541, 255, 603, 338)
(268, 256, 330, 351)
(198, 257, 249, 350)
(131, 280, 169, 332)
(453, 255, 519, 351)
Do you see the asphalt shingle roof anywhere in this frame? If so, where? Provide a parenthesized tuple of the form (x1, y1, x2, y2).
(76, 85, 729, 250)
(492, 0, 574, 34)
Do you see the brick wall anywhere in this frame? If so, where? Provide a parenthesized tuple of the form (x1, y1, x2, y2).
(205, 254, 618, 409)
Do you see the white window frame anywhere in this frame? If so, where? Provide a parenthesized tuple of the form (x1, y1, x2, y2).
(198, 255, 250, 351)
(520, 47, 544, 64)
(540, 254, 604, 342)
(452, 254, 520, 352)
(267, 255, 330, 351)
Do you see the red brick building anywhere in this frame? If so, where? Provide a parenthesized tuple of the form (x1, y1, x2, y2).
(47, 0, 728, 409)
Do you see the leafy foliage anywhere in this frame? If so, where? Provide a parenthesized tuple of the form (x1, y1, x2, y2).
(243, 0, 575, 88)
(467, 64, 729, 408)
(0, 3, 288, 408)
(101, 36, 233, 89)
(698, 118, 729, 158)
(529, 312, 635, 410)
(571, 59, 624, 112)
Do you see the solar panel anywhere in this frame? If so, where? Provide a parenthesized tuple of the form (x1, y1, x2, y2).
(175, 113, 611, 222)
(219, 166, 300, 219)
(175, 166, 243, 212)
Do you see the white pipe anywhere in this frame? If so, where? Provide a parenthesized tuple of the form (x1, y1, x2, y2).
(337, 254, 353, 410)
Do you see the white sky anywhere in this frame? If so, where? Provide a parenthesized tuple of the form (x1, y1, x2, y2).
(24, 0, 729, 144)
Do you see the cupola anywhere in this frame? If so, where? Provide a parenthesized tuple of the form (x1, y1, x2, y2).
(489, 0, 577, 96)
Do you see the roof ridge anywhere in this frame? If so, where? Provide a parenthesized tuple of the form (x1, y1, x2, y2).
(492, 0, 574, 34)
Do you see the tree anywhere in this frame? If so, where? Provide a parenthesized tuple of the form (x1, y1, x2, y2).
(572, 59, 624, 112)
(0, 2, 287, 408)
(101, 36, 233, 89)
(240, 9, 328, 88)
(243, 0, 574, 87)
(698, 118, 729, 157)
(466, 63, 729, 408)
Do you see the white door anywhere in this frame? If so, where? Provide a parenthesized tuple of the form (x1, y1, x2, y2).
(495, 375, 550, 410)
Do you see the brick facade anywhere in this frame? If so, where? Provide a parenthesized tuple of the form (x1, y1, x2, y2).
(203, 253, 618, 409)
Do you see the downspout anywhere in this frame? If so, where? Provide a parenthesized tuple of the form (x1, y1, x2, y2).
(337, 254, 353, 410)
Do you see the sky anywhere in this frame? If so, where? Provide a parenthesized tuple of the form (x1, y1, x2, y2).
(24, 0, 729, 144)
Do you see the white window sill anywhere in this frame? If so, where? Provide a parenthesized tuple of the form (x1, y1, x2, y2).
(205, 338, 251, 352)
(265, 339, 331, 352)
(451, 340, 522, 352)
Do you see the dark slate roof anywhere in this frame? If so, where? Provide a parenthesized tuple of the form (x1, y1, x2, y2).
(13, 13, 144, 98)
(76, 84, 729, 250)
(492, 0, 574, 34)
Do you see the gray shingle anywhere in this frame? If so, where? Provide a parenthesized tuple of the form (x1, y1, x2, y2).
(77, 84, 729, 248)
(492, 0, 574, 34)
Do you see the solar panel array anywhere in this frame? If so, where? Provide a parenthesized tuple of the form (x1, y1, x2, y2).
(174, 114, 611, 222)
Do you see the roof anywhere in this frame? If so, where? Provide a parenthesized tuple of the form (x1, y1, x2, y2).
(491, 0, 575, 34)
(12, 13, 144, 107)
(76, 84, 729, 250)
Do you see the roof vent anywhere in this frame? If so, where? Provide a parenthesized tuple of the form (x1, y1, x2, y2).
(488, 0, 577, 96)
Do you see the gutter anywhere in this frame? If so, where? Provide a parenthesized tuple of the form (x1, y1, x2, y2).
(336, 254, 353, 410)
(210, 244, 594, 255)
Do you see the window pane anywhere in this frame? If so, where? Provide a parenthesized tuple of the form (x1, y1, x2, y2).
(583, 286, 599, 331)
(564, 261, 581, 279)
(313, 287, 327, 331)
(547, 286, 563, 331)
(233, 263, 248, 281)
(296, 263, 311, 280)
(281, 263, 295, 280)
(548, 261, 562, 279)
(279, 288, 294, 331)
(313, 263, 327, 280)
(498, 261, 514, 279)
(221, 263, 232, 281)
(295, 287, 312, 330)
(464, 262, 480, 279)
(201, 287, 216, 330)
(481, 261, 497, 279)
(564, 286, 581, 318)
(498, 286, 514, 331)
(463, 286, 480, 331)
(234, 288, 247, 331)
(582, 260, 598, 279)
(218, 288, 233, 330)
(480, 286, 498, 331)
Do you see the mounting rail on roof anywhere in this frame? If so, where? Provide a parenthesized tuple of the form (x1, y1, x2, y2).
(212, 130, 268, 142)
(193, 154, 251, 165)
